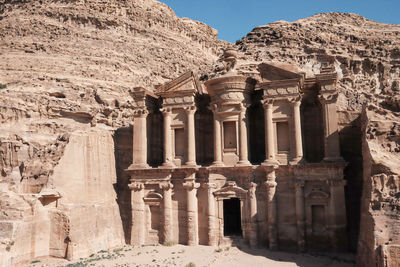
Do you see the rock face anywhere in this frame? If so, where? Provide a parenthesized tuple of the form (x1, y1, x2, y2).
(358, 105, 400, 267)
(0, 0, 222, 265)
(0, 0, 399, 265)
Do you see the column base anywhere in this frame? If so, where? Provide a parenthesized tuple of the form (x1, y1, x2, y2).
(262, 159, 279, 167)
(236, 160, 251, 167)
(211, 161, 224, 167)
(289, 157, 304, 165)
(183, 162, 198, 168)
(160, 161, 175, 168)
(322, 156, 345, 163)
(128, 163, 149, 170)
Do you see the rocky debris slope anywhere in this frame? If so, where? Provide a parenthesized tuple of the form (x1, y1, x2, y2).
(358, 105, 400, 267)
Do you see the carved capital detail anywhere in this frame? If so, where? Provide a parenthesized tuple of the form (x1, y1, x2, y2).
(288, 95, 302, 106)
(202, 182, 217, 190)
(133, 109, 148, 118)
(318, 92, 338, 104)
(264, 180, 277, 188)
(327, 179, 346, 187)
(295, 179, 305, 188)
(159, 182, 174, 191)
(183, 181, 200, 191)
(128, 182, 144, 191)
(261, 98, 274, 109)
(184, 105, 197, 115)
(160, 107, 172, 116)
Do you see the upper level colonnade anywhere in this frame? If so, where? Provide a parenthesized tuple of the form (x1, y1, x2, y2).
(127, 50, 343, 170)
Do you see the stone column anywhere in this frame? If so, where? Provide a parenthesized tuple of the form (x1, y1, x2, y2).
(161, 108, 174, 167)
(160, 181, 174, 244)
(129, 182, 145, 245)
(131, 109, 149, 168)
(183, 177, 200, 246)
(265, 169, 278, 250)
(328, 179, 347, 251)
(203, 182, 217, 246)
(291, 98, 303, 164)
(211, 106, 224, 166)
(319, 93, 343, 162)
(237, 104, 251, 166)
(248, 182, 258, 248)
(295, 180, 306, 252)
(263, 100, 278, 165)
(185, 106, 197, 167)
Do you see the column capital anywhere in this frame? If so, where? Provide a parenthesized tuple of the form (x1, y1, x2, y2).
(133, 109, 148, 118)
(288, 96, 302, 106)
(327, 179, 346, 187)
(264, 180, 277, 188)
(159, 181, 174, 191)
(248, 182, 257, 197)
(295, 179, 305, 188)
(202, 182, 217, 190)
(318, 92, 338, 104)
(262, 98, 274, 108)
(183, 181, 200, 190)
(160, 107, 173, 115)
(209, 103, 219, 114)
(184, 105, 197, 115)
(128, 182, 144, 191)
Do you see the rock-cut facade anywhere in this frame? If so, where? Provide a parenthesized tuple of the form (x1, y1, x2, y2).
(126, 49, 347, 251)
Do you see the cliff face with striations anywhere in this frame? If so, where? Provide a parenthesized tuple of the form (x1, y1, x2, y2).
(0, 0, 222, 265)
(0, 0, 399, 265)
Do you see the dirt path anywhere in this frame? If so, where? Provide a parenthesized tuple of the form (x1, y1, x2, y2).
(26, 244, 355, 267)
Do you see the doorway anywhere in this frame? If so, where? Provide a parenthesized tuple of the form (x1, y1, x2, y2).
(223, 198, 242, 236)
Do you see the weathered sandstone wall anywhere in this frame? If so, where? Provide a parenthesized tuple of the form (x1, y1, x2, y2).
(358, 105, 400, 267)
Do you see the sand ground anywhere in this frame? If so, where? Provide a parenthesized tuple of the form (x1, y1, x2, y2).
(25, 244, 355, 267)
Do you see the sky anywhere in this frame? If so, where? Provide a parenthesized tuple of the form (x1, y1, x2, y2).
(159, 0, 400, 43)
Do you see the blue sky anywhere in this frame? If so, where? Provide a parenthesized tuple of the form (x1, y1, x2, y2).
(159, 0, 400, 43)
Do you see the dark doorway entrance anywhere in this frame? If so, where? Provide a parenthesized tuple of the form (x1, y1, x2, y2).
(223, 198, 242, 236)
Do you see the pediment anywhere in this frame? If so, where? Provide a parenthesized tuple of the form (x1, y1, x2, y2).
(306, 190, 330, 199)
(258, 62, 304, 82)
(156, 71, 204, 97)
(214, 181, 247, 199)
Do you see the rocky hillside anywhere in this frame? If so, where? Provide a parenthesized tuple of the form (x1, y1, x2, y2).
(0, 0, 399, 265)
(234, 12, 400, 112)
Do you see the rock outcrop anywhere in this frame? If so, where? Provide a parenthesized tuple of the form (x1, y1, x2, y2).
(358, 105, 400, 267)
(0, 0, 399, 265)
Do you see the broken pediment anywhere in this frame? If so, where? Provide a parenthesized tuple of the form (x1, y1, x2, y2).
(258, 62, 305, 82)
(213, 181, 248, 199)
(156, 71, 204, 97)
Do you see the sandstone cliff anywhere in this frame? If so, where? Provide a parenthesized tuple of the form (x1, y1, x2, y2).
(358, 105, 400, 267)
(0, 0, 222, 265)
(0, 0, 399, 265)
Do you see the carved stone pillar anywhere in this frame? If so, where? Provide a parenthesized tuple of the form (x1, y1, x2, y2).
(237, 104, 251, 166)
(319, 93, 343, 162)
(203, 182, 217, 246)
(160, 181, 174, 244)
(185, 106, 197, 167)
(183, 177, 200, 246)
(248, 182, 258, 248)
(265, 169, 278, 250)
(161, 108, 174, 167)
(327, 179, 347, 250)
(131, 109, 149, 168)
(263, 101, 278, 165)
(295, 180, 306, 252)
(129, 182, 145, 245)
(290, 98, 303, 164)
(211, 106, 224, 166)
